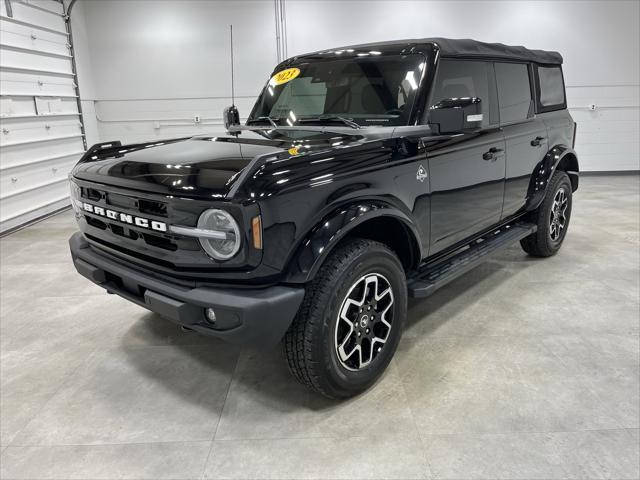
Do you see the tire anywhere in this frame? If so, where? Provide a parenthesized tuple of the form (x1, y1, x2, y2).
(283, 238, 407, 399)
(521, 171, 573, 257)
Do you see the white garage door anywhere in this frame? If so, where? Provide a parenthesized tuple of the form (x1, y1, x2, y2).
(0, 0, 84, 233)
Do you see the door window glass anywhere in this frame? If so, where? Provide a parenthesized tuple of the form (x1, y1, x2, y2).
(428, 60, 495, 127)
(537, 66, 566, 107)
(495, 63, 532, 123)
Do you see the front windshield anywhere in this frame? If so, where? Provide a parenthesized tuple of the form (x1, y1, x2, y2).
(249, 54, 426, 127)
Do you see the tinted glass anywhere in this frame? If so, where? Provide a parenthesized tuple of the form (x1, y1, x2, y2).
(495, 63, 532, 123)
(538, 66, 565, 107)
(428, 60, 495, 127)
(250, 54, 425, 127)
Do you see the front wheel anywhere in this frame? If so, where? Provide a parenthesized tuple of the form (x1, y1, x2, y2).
(521, 171, 573, 257)
(283, 239, 407, 399)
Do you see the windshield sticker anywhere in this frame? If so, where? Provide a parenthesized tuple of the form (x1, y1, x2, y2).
(270, 68, 301, 86)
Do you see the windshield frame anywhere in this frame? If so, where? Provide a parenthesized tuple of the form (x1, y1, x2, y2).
(248, 49, 432, 129)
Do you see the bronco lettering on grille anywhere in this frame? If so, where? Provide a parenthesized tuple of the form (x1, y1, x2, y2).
(82, 202, 167, 232)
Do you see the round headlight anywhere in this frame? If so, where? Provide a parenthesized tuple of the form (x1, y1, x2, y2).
(69, 181, 82, 214)
(197, 209, 241, 260)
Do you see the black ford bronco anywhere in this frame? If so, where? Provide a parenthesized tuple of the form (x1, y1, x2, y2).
(69, 38, 578, 398)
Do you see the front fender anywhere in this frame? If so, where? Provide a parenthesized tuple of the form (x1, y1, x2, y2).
(525, 145, 578, 211)
(284, 201, 421, 284)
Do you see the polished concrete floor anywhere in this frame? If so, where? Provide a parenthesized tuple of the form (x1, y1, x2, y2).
(0, 175, 638, 479)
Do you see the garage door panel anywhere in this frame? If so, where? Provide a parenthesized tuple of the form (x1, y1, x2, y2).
(0, 178, 70, 224)
(0, 1, 82, 233)
(0, 46, 72, 74)
(1, 155, 77, 196)
(0, 96, 78, 117)
(1, 75, 77, 96)
(5, 3, 67, 34)
(0, 136, 84, 169)
(1, 119, 82, 145)
(0, 28, 71, 57)
(1, 96, 37, 116)
(21, 0, 65, 16)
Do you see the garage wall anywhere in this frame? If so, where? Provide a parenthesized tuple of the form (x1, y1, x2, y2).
(75, 0, 278, 145)
(0, 0, 86, 233)
(285, 0, 640, 172)
(76, 0, 638, 172)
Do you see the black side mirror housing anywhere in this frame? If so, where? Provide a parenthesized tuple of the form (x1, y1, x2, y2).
(429, 97, 483, 134)
(223, 105, 240, 130)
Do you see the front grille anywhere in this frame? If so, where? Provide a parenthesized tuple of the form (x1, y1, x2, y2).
(83, 214, 177, 251)
(139, 199, 168, 217)
(86, 234, 178, 269)
(72, 177, 255, 276)
(80, 186, 169, 218)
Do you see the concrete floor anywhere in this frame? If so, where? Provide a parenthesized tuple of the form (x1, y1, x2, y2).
(0, 175, 638, 480)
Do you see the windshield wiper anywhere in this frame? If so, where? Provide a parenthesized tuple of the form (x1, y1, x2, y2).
(246, 116, 279, 128)
(298, 116, 361, 129)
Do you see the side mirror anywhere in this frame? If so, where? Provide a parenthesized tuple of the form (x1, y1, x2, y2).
(428, 97, 483, 134)
(223, 105, 240, 130)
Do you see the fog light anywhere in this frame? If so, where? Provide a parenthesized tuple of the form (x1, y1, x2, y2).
(205, 308, 216, 323)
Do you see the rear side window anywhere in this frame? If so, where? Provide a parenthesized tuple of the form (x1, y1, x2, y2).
(428, 59, 498, 127)
(536, 66, 566, 110)
(495, 63, 532, 124)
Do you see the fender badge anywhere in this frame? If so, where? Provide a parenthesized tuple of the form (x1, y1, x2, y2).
(416, 164, 428, 182)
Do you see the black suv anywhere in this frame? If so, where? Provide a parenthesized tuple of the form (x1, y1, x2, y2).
(69, 38, 578, 398)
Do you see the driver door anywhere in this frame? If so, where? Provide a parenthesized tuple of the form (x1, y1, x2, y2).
(426, 60, 506, 255)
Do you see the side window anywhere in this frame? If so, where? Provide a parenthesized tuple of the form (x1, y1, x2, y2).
(495, 63, 532, 124)
(537, 66, 566, 109)
(428, 60, 497, 127)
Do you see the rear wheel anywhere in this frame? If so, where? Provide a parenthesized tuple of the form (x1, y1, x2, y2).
(521, 171, 573, 257)
(283, 238, 407, 399)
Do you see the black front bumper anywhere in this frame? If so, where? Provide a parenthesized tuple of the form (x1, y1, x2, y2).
(69, 232, 304, 348)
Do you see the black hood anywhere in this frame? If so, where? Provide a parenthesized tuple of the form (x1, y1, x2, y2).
(71, 130, 365, 198)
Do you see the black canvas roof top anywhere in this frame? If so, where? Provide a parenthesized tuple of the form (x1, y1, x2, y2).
(307, 38, 563, 65)
(426, 38, 562, 65)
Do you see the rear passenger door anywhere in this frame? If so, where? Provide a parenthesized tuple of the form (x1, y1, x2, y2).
(495, 62, 549, 218)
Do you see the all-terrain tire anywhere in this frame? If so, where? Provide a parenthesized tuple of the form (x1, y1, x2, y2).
(283, 238, 407, 399)
(520, 171, 573, 257)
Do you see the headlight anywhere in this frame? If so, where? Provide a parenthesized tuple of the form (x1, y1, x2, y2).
(69, 180, 82, 214)
(197, 209, 241, 260)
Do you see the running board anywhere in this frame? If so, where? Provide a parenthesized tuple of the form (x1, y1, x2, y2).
(408, 222, 537, 298)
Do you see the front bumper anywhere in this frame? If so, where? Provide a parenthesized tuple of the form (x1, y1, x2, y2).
(69, 232, 304, 348)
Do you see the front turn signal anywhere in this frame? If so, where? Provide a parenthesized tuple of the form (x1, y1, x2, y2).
(252, 215, 263, 250)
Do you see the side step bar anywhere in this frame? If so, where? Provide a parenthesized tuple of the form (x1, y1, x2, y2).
(407, 222, 537, 298)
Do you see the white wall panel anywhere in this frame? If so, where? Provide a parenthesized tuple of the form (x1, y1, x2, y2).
(283, 0, 639, 172)
(0, 0, 83, 233)
(93, 96, 257, 144)
(72, 0, 639, 172)
(76, 0, 277, 146)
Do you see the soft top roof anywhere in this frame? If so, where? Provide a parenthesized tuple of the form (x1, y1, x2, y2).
(301, 38, 562, 65)
(427, 38, 562, 65)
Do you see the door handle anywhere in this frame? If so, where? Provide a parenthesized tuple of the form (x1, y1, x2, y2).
(530, 136, 547, 147)
(482, 147, 504, 161)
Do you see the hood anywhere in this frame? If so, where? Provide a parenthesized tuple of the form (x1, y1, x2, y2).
(71, 130, 365, 198)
